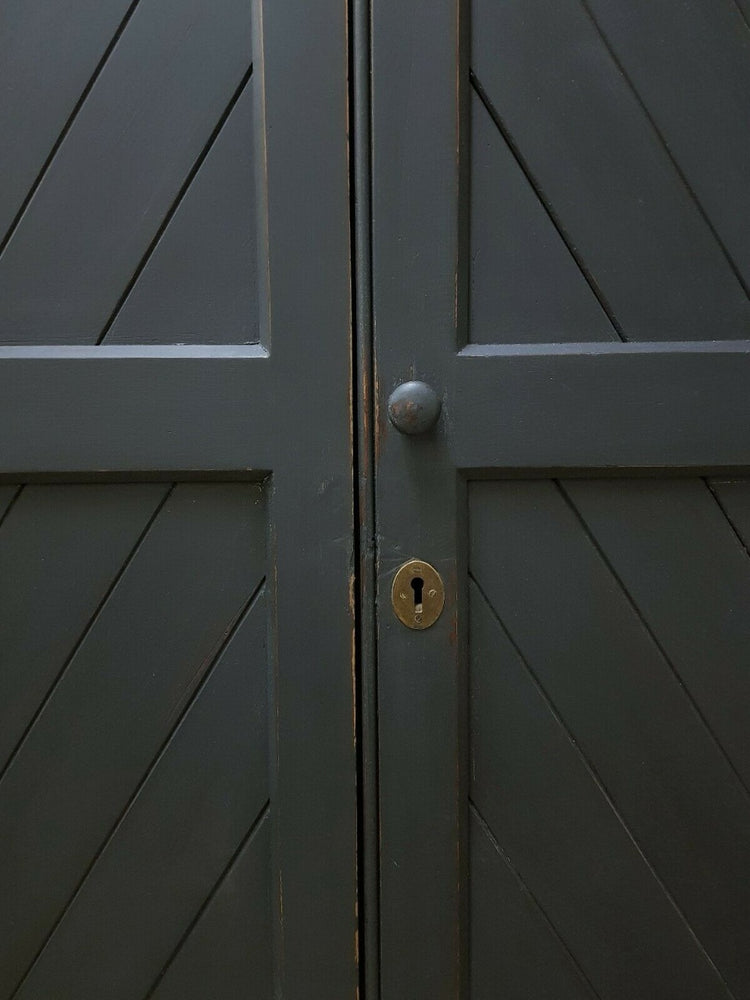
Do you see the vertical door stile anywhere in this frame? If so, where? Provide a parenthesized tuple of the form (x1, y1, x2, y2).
(371, 0, 469, 995)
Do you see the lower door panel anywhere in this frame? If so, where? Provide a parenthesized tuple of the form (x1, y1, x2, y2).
(0, 481, 272, 1000)
(468, 478, 750, 999)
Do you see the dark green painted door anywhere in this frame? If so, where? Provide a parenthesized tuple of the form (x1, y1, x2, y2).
(5, 2, 750, 998)
(0, 2, 356, 998)
(370, 1, 750, 998)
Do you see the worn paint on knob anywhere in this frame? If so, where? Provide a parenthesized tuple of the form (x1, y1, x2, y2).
(387, 381, 442, 435)
(391, 558, 445, 629)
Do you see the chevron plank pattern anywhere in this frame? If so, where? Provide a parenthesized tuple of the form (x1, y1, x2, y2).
(0, 483, 271, 1000)
(469, 478, 750, 999)
(470, 0, 750, 343)
(0, 0, 258, 346)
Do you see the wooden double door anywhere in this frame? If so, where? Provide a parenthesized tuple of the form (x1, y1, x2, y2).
(2, 1, 750, 997)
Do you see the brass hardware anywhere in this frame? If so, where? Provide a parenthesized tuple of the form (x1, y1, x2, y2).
(391, 558, 445, 630)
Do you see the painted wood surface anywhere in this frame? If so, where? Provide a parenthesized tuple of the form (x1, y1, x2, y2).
(0, 2, 357, 997)
(370, 1, 750, 997)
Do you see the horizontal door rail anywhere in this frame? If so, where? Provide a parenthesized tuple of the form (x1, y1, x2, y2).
(0, 346, 274, 474)
(452, 341, 750, 470)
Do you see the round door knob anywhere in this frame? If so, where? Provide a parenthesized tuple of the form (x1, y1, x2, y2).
(387, 381, 442, 435)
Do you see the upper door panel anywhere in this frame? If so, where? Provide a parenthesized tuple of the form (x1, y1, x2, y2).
(0, 0, 259, 345)
(470, 0, 750, 343)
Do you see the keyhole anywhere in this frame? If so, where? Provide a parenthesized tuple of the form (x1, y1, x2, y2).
(411, 576, 424, 613)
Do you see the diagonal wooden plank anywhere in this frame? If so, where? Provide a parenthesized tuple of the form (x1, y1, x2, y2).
(0, 486, 22, 526)
(0, 0, 136, 244)
(471, 0, 750, 341)
(149, 809, 272, 1000)
(469, 806, 599, 1000)
(469, 578, 731, 1000)
(582, 0, 750, 294)
(0, 484, 169, 773)
(102, 71, 257, 345)
(563, 478, 750, 793)
(0, 0, 252, 345)
(0, 483, 266, 996)
(469, 87, 617, 345)
(471, 480, 750, 997)
(14, 592, 268, 1000)
(708, 479, 750, 555)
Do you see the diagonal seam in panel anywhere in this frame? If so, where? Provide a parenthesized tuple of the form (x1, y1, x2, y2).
(730, 0, 750, 33)
(7, 577, 267, 1000)
(0, 486, 24, 533)
(704, 478, 750, 564)
(468, 800, 602, 1000)
(468, 570, 739, 1000)
(0, 482, 174, 795)
(143, 801, 271, 1000)
(557, 480, 750, 808)
(577, 0, 750, 307)
(97, 63, 254, 345)
(0, 0, 143, 260)
(469, 71, 626, 343)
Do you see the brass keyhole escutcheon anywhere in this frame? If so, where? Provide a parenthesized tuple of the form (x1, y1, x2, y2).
(391, 559, 445, 630)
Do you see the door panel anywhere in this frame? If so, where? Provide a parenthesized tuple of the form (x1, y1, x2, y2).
(0, 483, 266, 997)
(470, 480, 750, 999)
(470, 0, 750, 343)
(0, 2, 356, 997)
(0, 0, 256, 346)
(370, 0, 750, 996)
(1, 484, 268, 998)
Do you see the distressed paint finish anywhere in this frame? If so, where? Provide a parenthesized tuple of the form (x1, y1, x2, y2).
(0, 1, 356, 997)
(368, 0, 750, 997)
(5, 0, 750, 996)
(371, 0, 468, 995)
